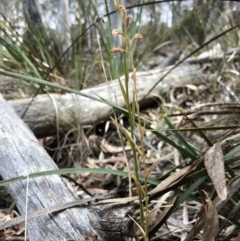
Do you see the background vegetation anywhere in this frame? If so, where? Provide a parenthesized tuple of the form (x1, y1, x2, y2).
(1, 0, 240, 240)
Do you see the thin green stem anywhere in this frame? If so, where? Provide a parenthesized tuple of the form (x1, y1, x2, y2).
(112, 1, 148, 239)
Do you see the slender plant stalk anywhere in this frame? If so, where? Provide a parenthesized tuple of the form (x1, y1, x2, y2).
(111, 1, 148, 239)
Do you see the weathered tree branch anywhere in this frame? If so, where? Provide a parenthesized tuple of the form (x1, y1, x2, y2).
(9, 64, 206, 138)
(0, 94, 133, 241)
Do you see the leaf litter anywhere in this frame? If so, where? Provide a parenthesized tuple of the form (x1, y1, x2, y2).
(2, 50, 240, 241)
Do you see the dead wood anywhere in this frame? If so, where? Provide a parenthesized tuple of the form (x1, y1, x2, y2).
(8, 64, 206, 138)
(0, 94, 133, 241)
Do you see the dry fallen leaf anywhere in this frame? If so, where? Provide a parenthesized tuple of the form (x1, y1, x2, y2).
(100, 139, 131, 153)
(148, 165, 191, 196)
(96, 196, 139, 204)
(202, 190, 219, 241)
(148, 157, 203, 196)
(204, 142, 227, 200)
(148, 193, 178, 234)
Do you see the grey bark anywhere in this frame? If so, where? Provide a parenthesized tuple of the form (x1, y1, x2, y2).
(110, 0, 122, 46)
(0, 94, 133, 241)
(81, 1, 92, 50)
(8, 64, 206, 138)
(57, 0, 71, 57)
(171, 0, 182, 27)
(22, 0, 43, 27)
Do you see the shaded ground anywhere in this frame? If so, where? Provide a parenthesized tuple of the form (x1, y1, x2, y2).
(1, 51, 240, 240)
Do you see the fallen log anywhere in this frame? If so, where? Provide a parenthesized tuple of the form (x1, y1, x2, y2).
(8, 64, 206, 138)
(0, 94, 133, 241)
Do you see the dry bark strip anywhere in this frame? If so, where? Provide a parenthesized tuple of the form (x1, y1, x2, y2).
(0, 94, 133, 241)
(8, 64, 206, 138)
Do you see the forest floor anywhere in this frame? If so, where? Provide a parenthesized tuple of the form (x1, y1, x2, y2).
(1, 49, 240, 240)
